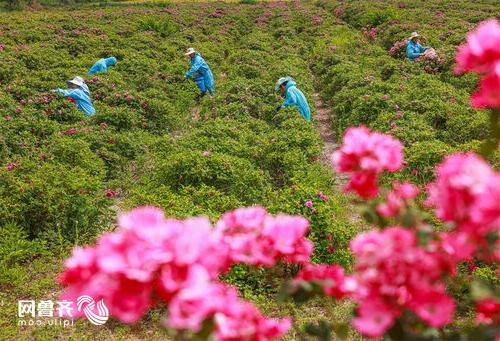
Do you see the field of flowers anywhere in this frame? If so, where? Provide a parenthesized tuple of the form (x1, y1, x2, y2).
(0, 1, 498, 340)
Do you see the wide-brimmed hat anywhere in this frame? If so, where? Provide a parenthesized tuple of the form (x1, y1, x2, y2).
(275, 76, 292, 91)
(185, 47, 196, 55)
(408, 32, 420, 40)
(67, 76, 89, 94)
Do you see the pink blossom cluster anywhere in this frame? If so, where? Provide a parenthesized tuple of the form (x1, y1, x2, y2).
(361, 26, 379, 40)
(426, 153, 500, 262)
(377, 181, 418, 217)
(455, 19, 500, 109)
(333, 7, 344, 18)
(388, 39, 407, 58)
(475, 298, 500, 325)
(349, 228, 455, 337)
(331, 126, 403, 198)
(59, 206, 312, 339)
(215, 206, 312, 266)
(293, 264, 352, 299)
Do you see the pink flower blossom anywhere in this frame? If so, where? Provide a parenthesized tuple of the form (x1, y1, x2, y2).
(100, 122, 108, 127)
(293, 264, 350, 299)
(377, 181, 418, 217)
(305, 200, 313, 208)
(332, 127, 403, 198)
(475, 298, 500, 325)
(470, 63, 500, 109)
(4, 116, 13, 121)
(317, 191, 329, 201)
(455, 20, 500, 75)
(349, 228, 455, 336)
(352, 300, 396, 338)
(105, 190, 117, 198)
(202, 151, 211, 156)
(6, 162, 16, 171)
(15, 106, 22, 113)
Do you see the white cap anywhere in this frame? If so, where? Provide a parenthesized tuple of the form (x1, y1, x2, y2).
(408, 32, 420, 40)
(185, 47, 196, 55)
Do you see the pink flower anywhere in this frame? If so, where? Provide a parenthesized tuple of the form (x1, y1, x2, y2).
(332, 126, 403, 198)
(293, 264, 349, 299)
(64, 128, 77, 135)
(383, 95, 389, 100)
(4, 116, 13, 121)
(100, 122, 108, 127)
(15, 106, 22, 113)
(216, 207, 312, 266)
(105, 190, 117, 198)
(329, 45, 337, 51)
(352, 300, 396, 338)
(390, 122, 397, 127)
(426, 153, 493, 228)
(411, 169, 418, 176)
(317, 191, 329, 201)
(6, 162, 16, 171)
(126, 95, 134, 101)
(411, 290, 456, 327)
(202, 151, 211, 156)
(476, 298, 500, 325)
(455, 20, 500, 75)
(19, 99, 26, 105)
(349, 228, 455, 335)
(377, 181, 418, 217)
(470, 63, 500, 109)
(305, 200, 313, 208)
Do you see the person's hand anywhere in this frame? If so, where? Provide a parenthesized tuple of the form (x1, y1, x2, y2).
(50, 89, 58, 93)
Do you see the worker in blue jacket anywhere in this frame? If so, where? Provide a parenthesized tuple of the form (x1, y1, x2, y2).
(51, 76, 96, 116)
(185, 48, 215, 97)
(88, 56, 118, 75)
(406, 32, 428, 61)
(275, 77, 311, 121)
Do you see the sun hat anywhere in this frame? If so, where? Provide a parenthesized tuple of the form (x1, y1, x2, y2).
(67, 76, 89, 94)
(275, 76, 293, 92)
(185, 47, 196, 55)
(408, 32, 420, 40)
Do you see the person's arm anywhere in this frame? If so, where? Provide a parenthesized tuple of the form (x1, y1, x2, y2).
(55, 88, 83, 100)
(185, 57, 203, 79)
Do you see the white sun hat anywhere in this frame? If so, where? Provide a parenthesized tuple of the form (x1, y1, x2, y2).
(67, 76, 89, 94)
(275, 76, 293, 92)
(408, 32, 420, 40)
(185, 47, 196, 55)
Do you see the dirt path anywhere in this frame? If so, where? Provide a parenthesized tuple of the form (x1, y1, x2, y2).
(313, 92, 349, 186)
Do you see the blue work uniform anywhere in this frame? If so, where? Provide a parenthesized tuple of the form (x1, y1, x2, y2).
(185, 53, 215, 96)
(88, 57, 117, 75)
(406, 41, 427, 61)
(280, 80, 311, 121)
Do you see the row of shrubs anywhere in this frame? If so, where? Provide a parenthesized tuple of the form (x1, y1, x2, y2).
(309, 6, 498, 184)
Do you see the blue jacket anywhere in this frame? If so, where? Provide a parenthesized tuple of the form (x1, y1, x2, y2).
(186, 53, 215, 95)
(280, 81, 311, 121)
(406, 41, 427, 61)
(57, 87, 96, 115)
(88, 57, 117, 75)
